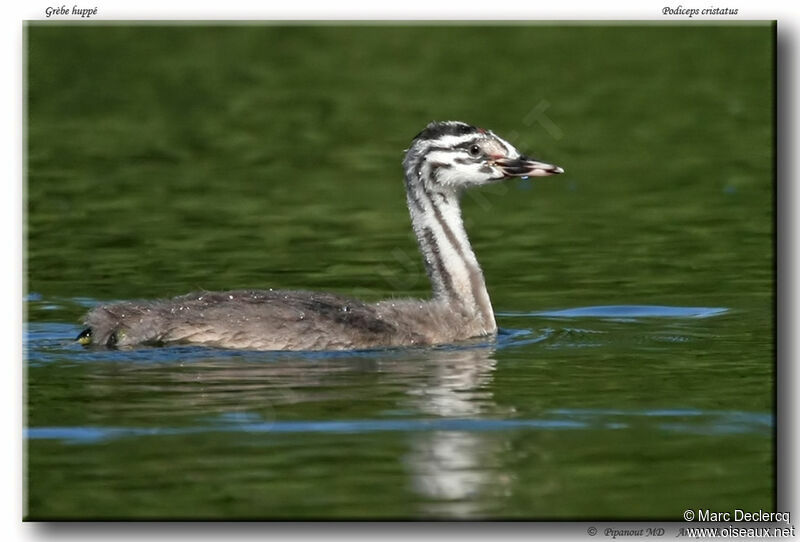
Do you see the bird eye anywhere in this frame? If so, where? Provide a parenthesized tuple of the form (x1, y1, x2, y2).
(468, 144, 481, 157)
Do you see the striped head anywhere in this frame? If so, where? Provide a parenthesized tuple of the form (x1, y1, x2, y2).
(403, 121, 563, 192)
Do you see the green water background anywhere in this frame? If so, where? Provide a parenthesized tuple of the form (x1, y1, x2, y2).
(25, 24, 774, 519)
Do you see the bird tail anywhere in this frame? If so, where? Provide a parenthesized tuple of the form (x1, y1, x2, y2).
(77, 303, 164, 348)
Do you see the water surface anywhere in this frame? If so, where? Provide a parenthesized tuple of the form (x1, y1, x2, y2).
(25, 24, 774, 520)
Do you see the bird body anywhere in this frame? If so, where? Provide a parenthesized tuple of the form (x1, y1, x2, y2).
(83, 290, 487, 351)
(80, 121, 563, 351)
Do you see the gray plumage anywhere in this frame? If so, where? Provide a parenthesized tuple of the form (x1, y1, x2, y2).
(80, 121, 563, 351)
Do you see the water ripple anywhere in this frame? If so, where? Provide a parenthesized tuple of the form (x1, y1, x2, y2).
(26, 408, 772, 445)
(499, 305, 729, 319)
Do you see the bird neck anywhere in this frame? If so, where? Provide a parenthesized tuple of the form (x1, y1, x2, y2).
(405, 178, 496, 334)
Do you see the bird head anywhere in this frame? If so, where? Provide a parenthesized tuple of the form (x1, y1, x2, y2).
(403, 120, 563, 192)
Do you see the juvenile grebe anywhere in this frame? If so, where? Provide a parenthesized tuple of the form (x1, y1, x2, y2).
(78, 121, 563, 350)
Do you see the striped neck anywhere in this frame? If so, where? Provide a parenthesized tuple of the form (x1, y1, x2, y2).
(404, 173, 496, 335)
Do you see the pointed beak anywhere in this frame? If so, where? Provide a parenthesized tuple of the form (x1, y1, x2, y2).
(495, 156, 564, 178)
